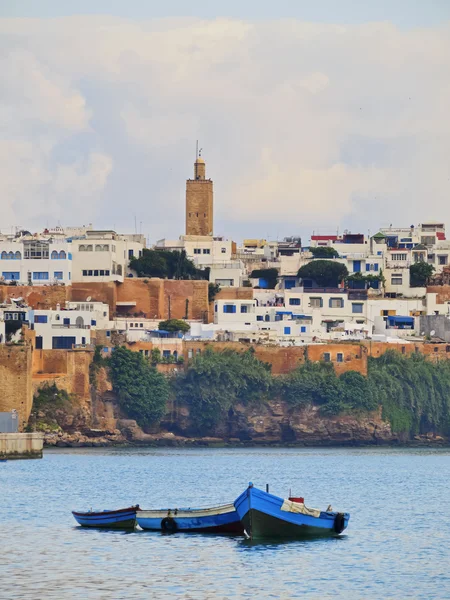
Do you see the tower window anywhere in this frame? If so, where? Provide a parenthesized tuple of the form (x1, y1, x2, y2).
(196, 213, 198, 217)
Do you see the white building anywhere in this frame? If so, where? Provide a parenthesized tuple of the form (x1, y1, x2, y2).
(31, 301, 110, 349)
(71, 230, 145, 283)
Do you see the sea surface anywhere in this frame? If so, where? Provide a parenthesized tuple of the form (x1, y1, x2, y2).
(1, 447, 450, 599)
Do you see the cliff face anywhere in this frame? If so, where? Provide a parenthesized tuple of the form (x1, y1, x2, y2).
(35, 367, 446, 447)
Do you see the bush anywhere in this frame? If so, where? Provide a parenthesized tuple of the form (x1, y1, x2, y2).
(250, 268, 279, 289)
(309, 247, 339, 259)
(130, 249, 208, 280)
(175, 349, 272, 430)
(410, 262, 434, 287)
(158, 319, 190, 334)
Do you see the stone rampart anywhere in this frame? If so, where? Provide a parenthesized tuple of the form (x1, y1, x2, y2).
(0, 344, 33, 430)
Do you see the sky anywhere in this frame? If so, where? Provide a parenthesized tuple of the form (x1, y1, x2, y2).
(1, 1, 450, 244)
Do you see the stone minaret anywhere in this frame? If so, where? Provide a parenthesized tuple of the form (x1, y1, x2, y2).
(185, 156, 213, 237)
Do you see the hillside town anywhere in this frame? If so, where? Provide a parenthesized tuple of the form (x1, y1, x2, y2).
(2, 155, 450, 433)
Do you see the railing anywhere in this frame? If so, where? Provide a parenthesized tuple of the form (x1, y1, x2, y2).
(51, 324, 91, 329)
(386, 260, 411, 268)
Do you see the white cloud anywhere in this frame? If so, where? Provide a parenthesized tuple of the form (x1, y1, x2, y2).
(0, 16, 449, 239)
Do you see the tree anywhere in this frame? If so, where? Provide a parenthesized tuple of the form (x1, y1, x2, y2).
(208, 282, 221, 303)
(250, 268, 279, 289)
(130, 249, 208, 280)
(309, 246, 339, 259)
(176, 349, 272, 431)
(109, 347, 169, 427)
(298, 260, 348, 287)
(158, 319, 190, 334)
(410, 262, 434, 287)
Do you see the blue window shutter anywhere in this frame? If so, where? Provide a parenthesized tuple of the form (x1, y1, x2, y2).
(91, 319, 96, 326)
(366, 264, 370, 272)
(301, 326, 306, 333)
(63, 318, 70, 325)
(353, 260, 361, 272)
(232, 305, 236, 313)
(374, 263, 379, 271)
(320, 298, 323, 308)
(284, 326, 291, 335)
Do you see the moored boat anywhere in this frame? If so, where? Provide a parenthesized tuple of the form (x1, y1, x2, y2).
(137, 503, 244, 534)
(72, 505, 140, 529)
(234, 484, 350, 539)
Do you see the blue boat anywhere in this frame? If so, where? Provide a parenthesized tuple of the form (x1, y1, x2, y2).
(234, 484, 350, 539)
(137, 503, 244, 534)
(72, 505, 140, 529)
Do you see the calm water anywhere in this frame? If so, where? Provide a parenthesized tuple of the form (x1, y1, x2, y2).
(1, 447, 450, 599)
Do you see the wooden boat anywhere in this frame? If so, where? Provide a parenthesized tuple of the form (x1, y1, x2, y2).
(72, 505, 140, 530)
(136, 503, 244, 534)
(234, 484, 350, 539)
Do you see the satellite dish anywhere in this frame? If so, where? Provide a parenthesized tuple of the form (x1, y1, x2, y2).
(86, 296, 92, 302)
(430, 330, 436, 336)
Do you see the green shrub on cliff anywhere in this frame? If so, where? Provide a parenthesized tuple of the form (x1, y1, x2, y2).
(176, 348, 272, 430)
(278, 361, 378, 415)
(369, 350, 450, 435)
(109, 347, 169, 427)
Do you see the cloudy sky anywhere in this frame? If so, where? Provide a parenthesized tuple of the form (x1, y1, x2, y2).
(1, 1, 450, 243)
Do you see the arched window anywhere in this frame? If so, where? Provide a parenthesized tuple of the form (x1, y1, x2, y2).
(51, 250, 58, 259)
(1, 251, 6, 259)
(15, 251, 21, 260)
(117, 264, 123, 275)
(59, 250, 66, 259)
(8, 252, 14, 260)
(265, 314, 270, 322)
(55, 314, 60, 321)
(79, 245, 86, 252)
(76, 316, 84, 328)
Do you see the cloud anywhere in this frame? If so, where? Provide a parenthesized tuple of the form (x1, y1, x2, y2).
(0, 16, 449, 240)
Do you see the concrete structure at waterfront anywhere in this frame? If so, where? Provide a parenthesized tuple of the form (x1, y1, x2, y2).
(0, 432, 43, 459)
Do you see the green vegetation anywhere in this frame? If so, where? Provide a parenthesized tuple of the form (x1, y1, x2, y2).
(175, 348, 272, 430)
(109, 347, 170, 427)
(208, 282, 221, 303)
(278, 361, 377, 415)
(89, 345, 106, 385)
(369, 350, 450, 436)
(346, 272, 383, 289)
(31, 383, 74, 432)
(250, 268, 279, 289)
(158, 319, 190, 334)
(410, 262, 435, 287)
(129, 249, 208, 280)
(309, 246, 339, 259)
(298, 260, 348, 288)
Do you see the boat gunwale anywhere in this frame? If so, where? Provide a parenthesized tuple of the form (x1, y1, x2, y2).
(72, 505, 140, 518)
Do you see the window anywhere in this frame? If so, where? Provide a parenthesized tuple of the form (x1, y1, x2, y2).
(374, 263, 379, 271)
(59, 251, 66, 259)
(241, 305, 249, 313)
(329, 298, 343, 308)
(0, 251, 7, 259)
(391, 253, 407, 261)
(438, 255, 448, 266)
(63, 318, 70, 325)
(94, 270, 99, 276)
(106, 331, 111, 338)
(194, 248, 201, 254)
(352, 303, 363, 314)
(203, 248, 210, 254)
(257, 315, 263, 321)
(91, 320, 97, 326)
(105, 270, 110, 276)
(34, 315, 48, 324)
(24, 241, 49, 259)
(82, 270, 87, 276)
(223, 304, 236, 313)
(391, 276, 403, 285)
(79, 244, 93, 252)
(310, 297, 323, 308)
(323, 352, 331, 362)
(33, 272, 49, 280)
(52, 336, 76, 349)
(285, 279, 296, 290)
(54, 271, 63, 280)
(51, 250, 59, 259)
(221, 248, 226, 253)
(284, 327, 291, 335)
(2, 272, 20, 280)
(366, 264, 371, 272)
(337, 353, 343, 363)
(128, 249, 134, 259)
(300, 326, 306, 333)
(289, 298, 300, 306)
(140, 323, 144, 328)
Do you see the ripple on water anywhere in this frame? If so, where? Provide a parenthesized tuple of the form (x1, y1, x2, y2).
(1, 447, 450, 599)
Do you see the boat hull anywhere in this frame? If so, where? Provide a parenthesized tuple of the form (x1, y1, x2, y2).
(234, 486, 350, 539)
(137, 503, 244, 534)
(72, 506, 139, 530)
